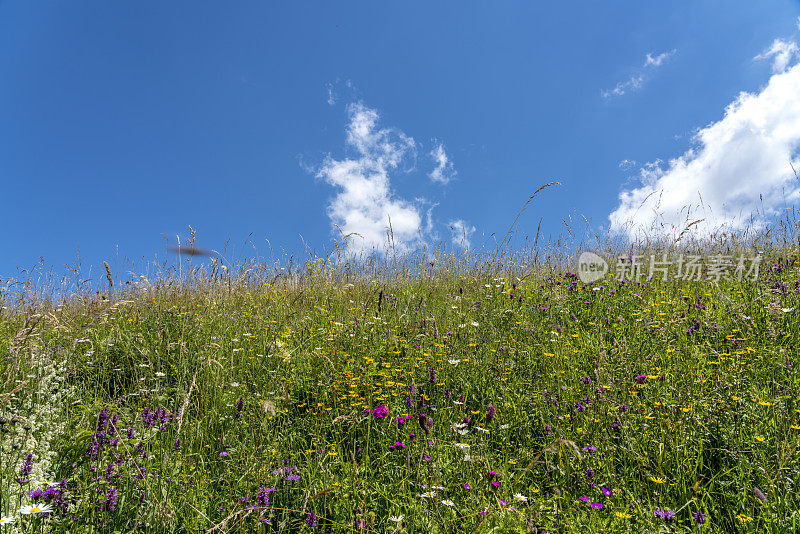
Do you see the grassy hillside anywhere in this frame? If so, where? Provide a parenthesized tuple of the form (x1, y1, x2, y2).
(1, 246, 800, 532)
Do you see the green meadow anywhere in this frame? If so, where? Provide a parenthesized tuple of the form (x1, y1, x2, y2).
(1, 241, 799, 532)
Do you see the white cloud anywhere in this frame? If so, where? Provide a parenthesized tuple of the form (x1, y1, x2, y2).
(428, 142, 456, 184)
(316, 102, 428, 257)
(644, 49, 676, 67)
(754, 38, 799, 73)
(602, 49, 675, 99)
(609, 60, 800, 241)
(618, 159, 637, 170)
(797, 16, 800, 31)
(449, 219, 476, 250)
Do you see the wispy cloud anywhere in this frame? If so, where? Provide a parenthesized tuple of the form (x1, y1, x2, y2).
(316, 102, 424, 257)
(602, 49, 675, 99)
(315, 101, 472, 256)
(609, 53, 800, 240)
(754, 38, 799, 73)
(428, 142, 456, 184)
(449, 219, 475, 250)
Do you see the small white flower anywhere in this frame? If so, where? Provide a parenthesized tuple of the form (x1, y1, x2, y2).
(514, 493, 528, 502)
(230, 382, 240, 387)
(500, 424, 510, 430)
(0, 516, 15, 525)
(448, 359, 461, 365)
(155, 372, 166, 378)
(20, 503, 53, 515)
(457, 429, 469, 435)
(421, 491, 437, 498)
(441, 499, 455, 507)
(471, 321, 479, 327)
(388, 515, 403, 522)
(432, 485, 445, 490)
(475, 426, 490, 434)
(454, 443, 470, 451)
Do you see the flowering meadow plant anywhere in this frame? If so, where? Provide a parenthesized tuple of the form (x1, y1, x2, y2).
(0, 249, 798, 531)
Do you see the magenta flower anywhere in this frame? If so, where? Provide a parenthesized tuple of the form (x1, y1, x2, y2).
(591, 502, 603, 509)
(371, 405, 389, 419)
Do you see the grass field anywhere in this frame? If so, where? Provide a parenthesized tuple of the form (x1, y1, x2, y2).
(1, 241, 799, 532)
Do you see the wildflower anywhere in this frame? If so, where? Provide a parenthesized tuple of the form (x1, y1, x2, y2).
(421, 491, 437, 498)
(634, 374, 646, 384)
(306, 510, 317, 527)
(485, 404, 496, 424)
(692, 511, 707, 524)
(423, 455, 432, 461)
(582, 376, 592, 385)
(579, 496, 590, 502)
(441, 500, 455, 507)
(388, 515, 403, 522)
(219, 451, 229, 458)
(737, 514, 752, 523)
(174, 438, 182, 451)
(464, 483, 470, 489)
(371, 405, 388, 419)
(429, 367, 437, 384)
(448, 359, 461, 365)
(389, 441, 406, 450)
(19, 504, 53, 515)
(591, 502, 603, 509)
(491, 481, 500, 488)
(615, 511, 632, 519)
(582, 444, 597, 452)
(513, 493, 527, 502)
(601, 487, 613, 496)
(654, 509, 676, 521)
(0, 517, 15, 525)
(649, 477, 665, 484)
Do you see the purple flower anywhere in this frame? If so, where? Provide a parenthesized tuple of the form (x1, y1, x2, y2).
(582, 444, 597, 452)
(485, 404, 496, 424)
(389, 441, 406, 450)
(654, 509, 676, 521)
(692, 511, 707, 524)
(464, 483, 470, 490)
(423, 455, 432, 461)
(601, 487, 612, 496)
(174, 438, 182, 451)
(371, 404, 389, 419)
(579, 496, 590, 502)
(582, 376, 592, 385)
(634, 374, 646, 384)
(306, 510, 317, 527)
(219, 451, 229, 458)
(590, 502, 603, 509)
(429, 367, 437, 384)
(286, 475, 300, 481)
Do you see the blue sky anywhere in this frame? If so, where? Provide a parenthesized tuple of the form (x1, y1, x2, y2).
(2, 2, 799, 285)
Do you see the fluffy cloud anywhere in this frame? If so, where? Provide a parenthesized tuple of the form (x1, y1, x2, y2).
(609, 58, 800, 241)
(428, 142, 456, 184)
(754, 38, 799, 73)
(316, 103, 425, 257)
(449, 219, 476, 250)
(602, 49, 675, 99)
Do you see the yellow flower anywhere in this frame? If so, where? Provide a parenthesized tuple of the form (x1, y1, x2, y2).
(615, 511, 632, 519)
(737, 514, 753, 523)
(755, 436, 765, 442)
(758, 401, 773, 407)
(649, 477, 666, 484)
(791, 424, 800, 430)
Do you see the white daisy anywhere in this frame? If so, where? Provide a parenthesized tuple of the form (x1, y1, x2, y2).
(441, 500, 455, 507)
(500, 424, 510, 430)
(0, 516, 15, 525)
(388, 515, 403, 523)
(454, 443, 470, 451)
(475, 426, 490, 434)
(514, 493, 528, 502)
(457, 429, 469, 435)
(19, 504, 53, 515)
(154, 372, 166, 377)
(432, 485, 445, 490)
(421, 491, 437, 498)
(471, 321, 479, 327)
(448, 359, 461, 365)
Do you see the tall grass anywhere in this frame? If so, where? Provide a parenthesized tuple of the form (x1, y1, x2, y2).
(1, 218, 799, 532)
